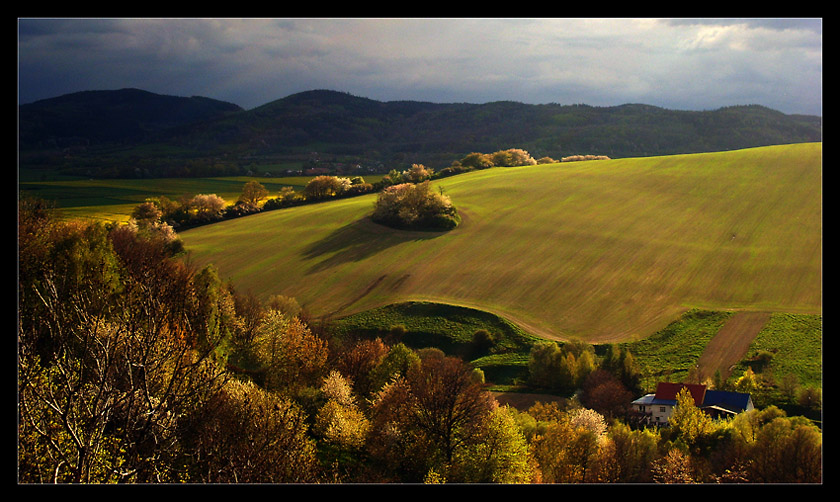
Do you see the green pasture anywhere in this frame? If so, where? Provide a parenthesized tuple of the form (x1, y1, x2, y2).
(621, 309, 734, 387)
(17, 174, 371, 222)
(177, 143, 821, 343)
(730, 313, 823, 388)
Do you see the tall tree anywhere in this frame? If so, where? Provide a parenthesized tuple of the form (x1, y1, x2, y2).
(669, 387, 714, 449)
(368, 352, 495, 482)
(18, 213, 228, 482)
(179, 379, 320, 483)
(451, 406, 537, 483)
(237, 180, 268, 208)
(252, 312, 328, 393)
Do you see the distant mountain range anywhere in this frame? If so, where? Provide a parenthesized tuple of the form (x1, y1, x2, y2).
(19, 88, 822, 178)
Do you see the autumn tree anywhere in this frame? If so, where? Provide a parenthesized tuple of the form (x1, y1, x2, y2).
(404, 163, 434, 183)
(451, 406, 537, 483)
(315, 371, 370, 449)
(131, 200, 163, 224)
(367, 352, 496, 482)
(580, 369, 633, 420)
(459, 152, 494, 169)
(18, 210, 229, 483)
(266, 294, 301, 318)
(277, 185, 301, 205)
(141, 195, 187, 225)
(601, 344, 642, 393)
(732, 409, 822, 483)
(529, 406, 617, 483)
(651, 448, 696, 483)
(530, 417, 580, 482)
(237, 180, 269, 208)
(178, 379, 320, 483)
(367, 342, 421, 394)
(491, 148, 536, 167)
(602, 422, 660, 483)
(333, 338, 389, 397)
(669, 387, 714, 449)
(528, 341, 593, 392)
(192, 264, 242, 362)
(251, 311, 328, 394)
(404, 353, 496, 466)
(566, 408, 609, 482)
(303, 175, 352, 200)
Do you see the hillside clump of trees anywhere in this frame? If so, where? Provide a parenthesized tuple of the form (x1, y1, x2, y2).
(125, 150, 551, 232)
(129, 175, 378, 231)
(371, 181, 460, 231)
(435, 148, 539, 178)
(561, 154, 611, 162)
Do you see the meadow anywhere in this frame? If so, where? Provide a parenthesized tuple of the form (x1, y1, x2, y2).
(179, 143, 822, 345)
(18, 171, 381, 222)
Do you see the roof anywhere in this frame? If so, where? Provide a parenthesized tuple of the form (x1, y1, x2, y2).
(632, 394, 656, 405)
(654, 382, 707, 406)
(702, 389, 753, 413)
(632, 393, 679, 406)
(635, 384, 753, 412)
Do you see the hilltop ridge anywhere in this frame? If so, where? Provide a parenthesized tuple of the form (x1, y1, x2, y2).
(19, 89, 821, 179)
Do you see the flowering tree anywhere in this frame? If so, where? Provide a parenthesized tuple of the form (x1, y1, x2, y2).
(303, 175, 352, 200)
(238, 180, 269, 208)
(371, 181, 459, 230)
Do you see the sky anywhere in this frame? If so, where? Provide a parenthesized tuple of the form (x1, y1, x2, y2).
(17, 18, 823, 116)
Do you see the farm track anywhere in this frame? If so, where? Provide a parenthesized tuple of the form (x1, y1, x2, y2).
(696, 311, 770, 381)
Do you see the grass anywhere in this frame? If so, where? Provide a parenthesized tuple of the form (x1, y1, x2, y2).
(180, 143, 822, 344)
(730, 313, 822, 388)
(330, 301, 541, 385)
(18, 171, 383, 222)
(619, 309, 734, 390)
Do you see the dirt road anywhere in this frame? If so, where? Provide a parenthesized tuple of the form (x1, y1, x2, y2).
(696, 311, 770, 381)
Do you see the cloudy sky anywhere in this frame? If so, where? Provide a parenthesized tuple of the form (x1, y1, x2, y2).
(17, 18, 822, 115)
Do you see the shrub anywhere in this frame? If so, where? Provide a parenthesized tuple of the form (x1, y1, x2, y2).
(303, 175, 352, 200)
(371, 181, 460, 231)
(560, 154, 611, 162)
(459, 149, 537, 169)
(491, 148, 536, 167)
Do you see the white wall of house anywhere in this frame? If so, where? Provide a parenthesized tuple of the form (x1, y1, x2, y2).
(633, 401, 675, 425)
(652, 404, 673, 424)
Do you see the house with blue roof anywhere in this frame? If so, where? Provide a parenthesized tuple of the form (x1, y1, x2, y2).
(631, 382, 753, 426)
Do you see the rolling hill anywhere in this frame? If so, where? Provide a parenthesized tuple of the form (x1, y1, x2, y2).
(179, 142, 822, 344)
(19, 89, 822, 179)
(19, 88, 243, 149)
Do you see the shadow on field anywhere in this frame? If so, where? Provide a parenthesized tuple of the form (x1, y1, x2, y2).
(302, 217, 446, 273)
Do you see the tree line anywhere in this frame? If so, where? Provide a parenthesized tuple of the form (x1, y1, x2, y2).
(18, 197, 821, 483)
(133, 148, 575, 232)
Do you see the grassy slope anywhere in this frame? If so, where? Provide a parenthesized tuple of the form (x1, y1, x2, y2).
(731, 313, 823, 388)
(181, 143, 822, 344)
(17, 174, 353, 223)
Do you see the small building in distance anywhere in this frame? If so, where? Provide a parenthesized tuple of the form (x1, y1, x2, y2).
(631, 382, 754, 426)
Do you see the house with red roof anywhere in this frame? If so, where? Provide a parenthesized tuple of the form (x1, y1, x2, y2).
(631, 382, 753, 426)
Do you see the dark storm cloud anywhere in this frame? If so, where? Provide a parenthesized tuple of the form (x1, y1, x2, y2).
(18, 18, 822, 115)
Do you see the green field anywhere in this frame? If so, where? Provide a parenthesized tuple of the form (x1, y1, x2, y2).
(18, 173, 377, 222)
(175, 143, 820, 344)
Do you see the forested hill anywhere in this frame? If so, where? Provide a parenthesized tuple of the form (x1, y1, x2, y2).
(19, 88, 822, 178)
(18, 88, 244, 149)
